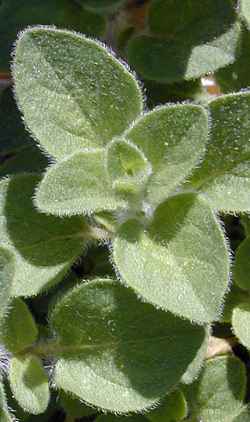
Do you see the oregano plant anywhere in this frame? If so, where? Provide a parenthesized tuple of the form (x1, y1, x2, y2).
(1, 1, 250, 421)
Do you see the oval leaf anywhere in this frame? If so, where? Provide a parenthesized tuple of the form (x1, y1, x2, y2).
(113, 193, 229, 323)
(13, 27, 143, 160)
(51, 279, 205, 413)
(232, 303, 250, 349)
(9, 355, 50, 415)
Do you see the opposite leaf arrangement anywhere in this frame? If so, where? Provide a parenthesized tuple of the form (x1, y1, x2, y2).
(1, 19, 250, 422)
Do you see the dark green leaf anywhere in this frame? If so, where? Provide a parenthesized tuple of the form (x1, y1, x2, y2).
(51, 279, 205, 412)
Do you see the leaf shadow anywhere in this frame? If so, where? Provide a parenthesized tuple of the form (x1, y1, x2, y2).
(4, 175, 84, 266)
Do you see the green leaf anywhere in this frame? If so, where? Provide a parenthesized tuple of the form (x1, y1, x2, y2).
(0, 247, 15, 325)
(232, 407, 250, 421)
(240, 0, 250, 28)
(0, 382, 13, 422)
(181, 327, 210, 384)
(232, 303, 250, 349)
(127, 0, 240, 83)
(0, 174, 86, 297)
(234, 238, 250, 291)
(190, 92, 250, 212)
(113, 193, 229, 323)
(59, 391, 96, 418)
(1, 298, 38, 353)
(0, 0, 106, 71)
(126, 104, 208, 206)
(241, 215, 250, 236)
(9, 355, 50, 415)
(35, 150, 126, 216)
(216, 26, 250, 93)
(106, 138, 151, 197)
(182, 356, 247, 422)
(51, 279, 205, 413)
(0, 88, 48, 177)
(146, 389, 187, 422)
(13, 27, 143, 160)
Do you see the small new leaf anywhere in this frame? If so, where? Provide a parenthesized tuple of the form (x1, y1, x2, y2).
(13, 27, 143, 160)
(51, 279, 205, 412)
(106, 138, 151, 196)
(9, 355, 50, 415)
(113, 193, 229, 323)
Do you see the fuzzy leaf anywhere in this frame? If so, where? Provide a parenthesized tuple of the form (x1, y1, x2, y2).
(216, 27, 250, 93)
(0, 0, 106, 71)
(232, 303, 250, 349)
(190, 92, 250, 212)
(181, 327, 210, 384)
(233, 407, 250, 421)
(113, 193, 229, 323)
(0, 174, 86, 297)
(9, 355, 50, 415)
(106, 138, 151, 196)
(13, 27, 143, 160)
(1, 298, 38, 353)
(35, 150, 126, 216)
(240, 0, 250, 28)
(146, 389, 187, 422)
(182, 356, 247, 422)
(126, 104, 208, 206)
(127, 0, 240, 83)
(0, 248, 15, 325)
(0, 382, 13, 422)
(234, 238, 250, 291)
(51, 279, 205, 413)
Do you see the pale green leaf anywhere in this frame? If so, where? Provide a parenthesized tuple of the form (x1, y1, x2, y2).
(190, 92, 250, 212)
(240, 0, 250, 29)
(232, 303, 250, 349)
(146, 389, 187, 422)
(234, 238, 250, 291)
(1, 298, 38, 353)
(9, 355, 50, 415)
(182, 356, 247, 422)
(51, 279, 205, 413)
(0, 174, 86, 297)
(35, 150, 126, 216)
(127, 0, 240, 83)
(232, 407, 250, 421)
(181, 327, 210, 384)
(106, 138, 151, 197)
(13, 27, 143, 160)
(113, 193, 229, 323)
(126, 104, 208, 206)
